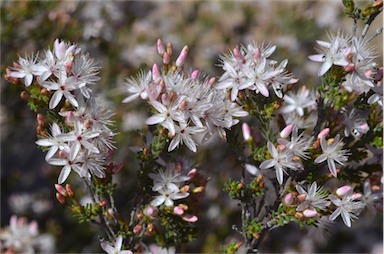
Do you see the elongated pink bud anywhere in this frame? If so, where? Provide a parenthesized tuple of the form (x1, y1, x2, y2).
(242, 122, 251, 141)
(152, 64, 160, 82)
(55, 184, 67, 197)
(187, 168, 197, 178)
(254, 48, 261, 61)
(351, 193, 362, 200)
(233, 47, 245, 63)
(176, 46, 189, 68)
(161, 93, 170, 106)
(208, 77, 216, 86)
(156, 38, 165, 55)
(191, 69, 199, 80)
(336, 185, 352, 197)
(303, 209, 317, 218)
(283, 193, 294, 205)
(174, 206, 184, 215)
(317, 128, 330, 139)
(183, 214, 198, 222)
(163, 52, 170, 65)
(280, 124, 294, 138)
(166, 42, 172, 56)
(133, 224, 142, 234)
(56, 193, 66, 205)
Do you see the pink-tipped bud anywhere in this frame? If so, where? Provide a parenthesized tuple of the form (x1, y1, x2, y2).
(144, 206, 157, 217)
(351, 193, 362, 200)
(187, 168, 197, 178)
(152, 64, 160, 82)
(364, 69, 373, 78)
(297, 193, 307, 203)
(283, 193, 294, 205)
(183, 214, 198, 223)
(163, 52, 170, 65)
(58, 149, 69, 158)
(233, 47, 245, 63)
(56, 192, 66, 205)
(303, 209, 317, 218)
(55, 184, 67, 197)
(191, 69, 199, 80)
(66, 111, 76, 123)
(336, 185, 353, 197)
(161, 93, 170, 106)
(280, 124, 294, 138)
(208, 77, 216, 86)
(36, 114, 45, 126)
(174, 206, 184, 215)
(344, 63, 355, 73)
(254, 48, 261, 61)
(242, 122, 251, 141)
(277, 144, 286, 152)
(65, 184, 75, 198)
(357, 122, 369, 133)
(176, 46, 189, 68)
(166, 42, 173, 56)
(179, 100, 187, 111)
(317, 128, 330, 139)
(156, 39, 165, 55)
(133, 224, 142, 234)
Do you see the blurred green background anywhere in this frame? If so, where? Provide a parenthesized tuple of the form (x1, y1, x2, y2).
(1, 1, 382, 253)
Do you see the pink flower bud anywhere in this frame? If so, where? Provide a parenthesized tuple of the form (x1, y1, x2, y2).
(152, 64, 160, 82)
(65, 184, 75, 198)
(176, 46, 189, 68)
(344, 63, 355, 73)
(133, 224, 142, 234)
(191, 69, 199, 80)
(297, 193, 307, 203)
(179, 100, 187, 111)
(351, 193, 362, 200)
(254, 48, 261, 61)
(144, 206, 157, 217)
(233, 47, 245, 63)
(336, 185, 352, 197)
(283, 193, 294, 205)
(161, 93, 170, 106)
(56, 192, 66, 205)
(36, 114, 45, 126)
(208, 77, 216, 86)
(317, 128, 330, 139)
(66, 111, 76, 123)
(280, 124, 294, 138)
(58, 149, 69, 158)
(303, 209, 317, 218)
(242, 122, 251, 141)
(357, 123, 369, 133)
(174, 206, 184, 215)
(187, 168, 197, 178)
(365, 69, 373, 78)
(156, 39, 165, 55)
(163, 52, 170, 65)
(166, 42, 173, 56)
(183, 214, 198, 223)
(55, 184, 68, 197)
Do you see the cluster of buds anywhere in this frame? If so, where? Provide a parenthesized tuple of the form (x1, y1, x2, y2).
(54, 183, 75, 205)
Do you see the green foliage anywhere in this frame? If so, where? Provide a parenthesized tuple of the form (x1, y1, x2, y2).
(244, 218, 263, 239)
(223, 178, 243, 200)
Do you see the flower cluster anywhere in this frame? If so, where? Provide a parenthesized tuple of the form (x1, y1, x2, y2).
(7, 39, 115, 184)
(309, 32, 380, 96)
(217, 42, 298, 100)
(123, 39, 248, 152)
(282, 182, 380, 229)
(0, 216, 55, 253)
